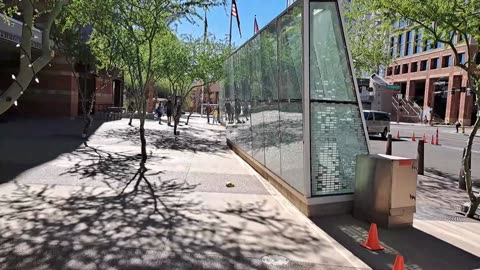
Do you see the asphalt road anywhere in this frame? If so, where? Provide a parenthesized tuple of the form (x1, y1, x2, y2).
(369, 123, 480, 182)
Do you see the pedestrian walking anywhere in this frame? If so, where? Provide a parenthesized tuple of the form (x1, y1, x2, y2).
(206, 103, 212, 124)
(212, 107, 218, 124)
(455, 120, 462, 133)
(155, 103, 164, 125)
(166, 97, 173, 126)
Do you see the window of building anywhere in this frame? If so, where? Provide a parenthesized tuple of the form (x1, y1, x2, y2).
(433, 40, 442, 49)
(430, 58, 439, 69)
(387, 67, 393, 76)
(406, 31, 413, 56)
(394, 65, 401, 75)
(410, 62, 418, 72)
(420, 60, 428, 71)
(398, 33, 405, 57)
(393, 21, 399, 29)
(415, 31, 423, 54)
(425, 39, 432, 51)
(390, 37, 395, 57)
(402, 63, 409, 74)
(459, 53, 466, 65)
(442, 55, 452, 68)
(450, 31, 456, 44)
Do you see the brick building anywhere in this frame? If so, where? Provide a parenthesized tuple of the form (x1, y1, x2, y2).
(384, 22, 478, 125)
(192, 83, 220, 113)
(0, 12, 122, 119)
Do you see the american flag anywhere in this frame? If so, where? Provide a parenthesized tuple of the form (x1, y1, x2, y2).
(231, 0, 241, 38)
(232, 0, 238, 18)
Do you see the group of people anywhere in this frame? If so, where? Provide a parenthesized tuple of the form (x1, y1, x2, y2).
(155, 97, 174, 126)
(205, 103, 219, 124)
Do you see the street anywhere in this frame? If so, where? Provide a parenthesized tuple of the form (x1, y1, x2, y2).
(369, 123, 480, 183)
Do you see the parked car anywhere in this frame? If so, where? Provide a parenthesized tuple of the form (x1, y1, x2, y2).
(363, 110, 391, 138)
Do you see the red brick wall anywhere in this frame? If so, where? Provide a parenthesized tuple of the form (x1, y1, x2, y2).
(385, 44, 476, 125)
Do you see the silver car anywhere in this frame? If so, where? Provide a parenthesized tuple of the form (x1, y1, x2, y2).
(363, 110, 391, 138)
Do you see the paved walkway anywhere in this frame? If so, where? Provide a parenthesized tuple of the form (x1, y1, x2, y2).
(0, 116, 369, 270)
(314, 172, 480, 270)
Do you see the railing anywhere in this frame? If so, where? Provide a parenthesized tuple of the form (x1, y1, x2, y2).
(94, 104, 124, 121)
(392, 96, 422, 121)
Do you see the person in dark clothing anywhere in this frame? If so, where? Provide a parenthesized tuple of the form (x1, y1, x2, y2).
(155, 103, 164, 125)
(455, 120, 462, 133)
(166, 98, 173, 126)
(225, 101, 233, 124)
(206, 103, 212, 124)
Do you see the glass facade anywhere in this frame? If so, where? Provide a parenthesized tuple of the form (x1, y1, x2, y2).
(309, 2, 368, 196)
(221, 0, 368, 197)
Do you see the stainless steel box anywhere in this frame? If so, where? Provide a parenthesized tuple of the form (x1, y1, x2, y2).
(353, 154, 417, 228)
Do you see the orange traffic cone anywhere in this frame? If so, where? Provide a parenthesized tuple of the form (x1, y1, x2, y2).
(396, 131, 400, 139)
(361, 223, 384, 251)
(431, 135, 435, 144)
(411, 132, 416, 141)
(422, 134, 427, 143)
(392, 255, 405, 270)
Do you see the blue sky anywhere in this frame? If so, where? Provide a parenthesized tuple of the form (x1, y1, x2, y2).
(175, 0, 289, 46)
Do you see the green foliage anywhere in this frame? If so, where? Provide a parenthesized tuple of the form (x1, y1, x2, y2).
(344, 0, 393, 76)
(153, 33, 230, 102)
(352, 0, 480, 84)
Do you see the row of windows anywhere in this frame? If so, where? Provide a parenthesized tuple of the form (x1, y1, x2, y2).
(386, 53, 466, 76)
(389, 30, 464, 58)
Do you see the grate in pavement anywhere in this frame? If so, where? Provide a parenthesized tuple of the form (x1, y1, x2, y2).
(261, 254, 290, 266)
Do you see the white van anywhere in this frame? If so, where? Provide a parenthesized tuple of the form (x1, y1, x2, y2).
(363, 110, 391, 138)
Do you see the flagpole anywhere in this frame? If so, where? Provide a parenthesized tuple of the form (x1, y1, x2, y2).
(229, 0, 233, 46)
(203, 9, 208, 43)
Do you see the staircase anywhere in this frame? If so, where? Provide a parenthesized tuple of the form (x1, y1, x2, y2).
(392, 96, 423, 123)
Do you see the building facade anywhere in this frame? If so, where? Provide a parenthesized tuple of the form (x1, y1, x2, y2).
(220, 0, 369, 216)
(0, 12, 122, 119)
(385, 22, 477, 125)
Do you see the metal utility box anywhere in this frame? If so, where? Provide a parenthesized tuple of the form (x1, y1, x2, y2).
(353, 154, 417, 228)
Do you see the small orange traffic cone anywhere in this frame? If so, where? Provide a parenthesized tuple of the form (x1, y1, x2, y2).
(422, 134, 427, 143)
(392, 255, 405, 270)
(361, 223, 384, 251)
(396, 131, 400, 139)
(431, 135, 435, 144)
(411, 132, 416, 141)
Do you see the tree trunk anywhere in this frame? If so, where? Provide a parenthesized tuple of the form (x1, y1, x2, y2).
(464, 97, 480, 218)
(466, 199, 480, 218)
(0, 0, 65, 115)
(139, 117, 147, 162)
(186, 111, 193, 125)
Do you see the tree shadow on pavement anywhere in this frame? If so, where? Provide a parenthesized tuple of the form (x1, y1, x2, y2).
(0, 119, 105, 185)
(100, 127, 229, 154)
(425, 168, 480, 187)
(60, 143, 169, 190)
(312, 215, 480, 270)
(0, 179, 352, 269)
(415, 173, 480, 221)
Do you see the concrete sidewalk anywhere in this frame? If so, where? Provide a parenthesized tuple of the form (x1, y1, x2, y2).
(0, 117, 369, 270)
(313, 172, 480, 270)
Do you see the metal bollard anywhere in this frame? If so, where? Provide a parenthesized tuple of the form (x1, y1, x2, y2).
(417, 140, 424, 175)
(386, 134, 392, 155)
